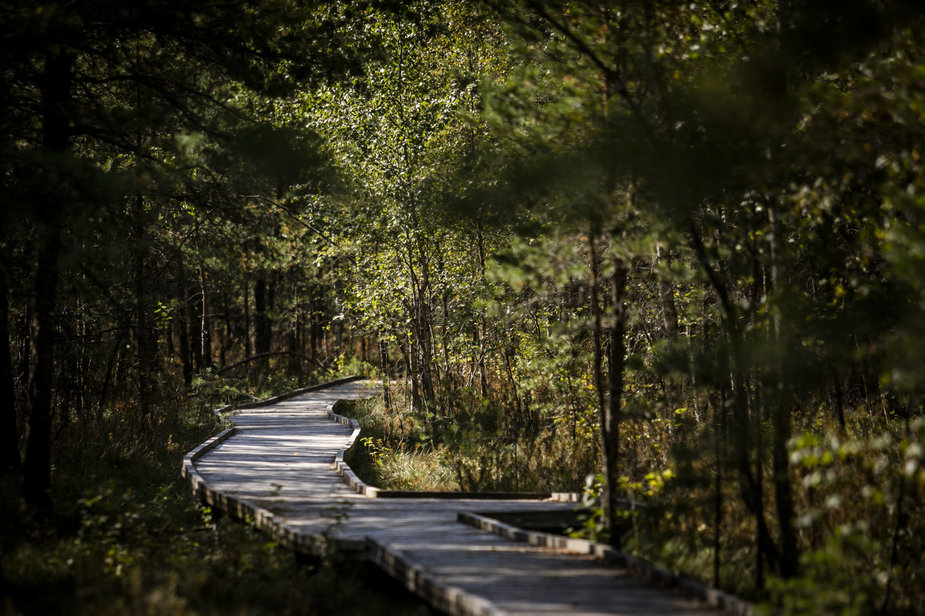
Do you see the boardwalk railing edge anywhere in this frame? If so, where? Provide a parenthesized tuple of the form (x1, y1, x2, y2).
(366, 537, 505, 616)
(326, 404, 381, 497)
(457, 511, 755, 616)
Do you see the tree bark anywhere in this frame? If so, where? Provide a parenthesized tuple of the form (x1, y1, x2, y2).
(133, 195, 154, 416)
(605, 256, 628, 549)
(24, 47, 72, 509)
(1, 269, 21, 472)
(243, 279, 253, 358)
(178, 288, 192, 385)
(655, 244, 679, 342)
(188, 286, 203, 375)
(199, 269, 211, 369)
(589, 228, 624, 546)
(378, 338, 392, 412)
(254, 274, 272, 355)
(768, 203, 799, 579)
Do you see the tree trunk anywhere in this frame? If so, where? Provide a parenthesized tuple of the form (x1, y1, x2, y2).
(475, 219, 489, 398)
(379, 338, 392, 412)
(133, 195, 154, 416)
(768, 203, 799, 579)
(588, 229, 621, 544)
(655, 243, 679, 343)
(24, 47, 72, 509)
(199, 269, 211, 369)
(254, 275, 272, 355)
(178, 294, 192, 386)
(241, 280, 252, 359)
(287, 327, 301, 381)
(1, 269, 21, 472)
(605, 256, 627, 549)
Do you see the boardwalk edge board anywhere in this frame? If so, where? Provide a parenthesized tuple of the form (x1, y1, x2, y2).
(327, 406, 381, 497)
(366, 538, 505, 616)
(457, 511, 755, 616)
(182, 426, 337, 557)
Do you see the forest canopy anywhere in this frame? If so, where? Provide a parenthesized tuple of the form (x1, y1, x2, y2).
(2, 1, 924, 614)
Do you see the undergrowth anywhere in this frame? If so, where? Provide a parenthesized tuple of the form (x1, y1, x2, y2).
(338, 384, 596, 493)
(337, 381, 925, 615)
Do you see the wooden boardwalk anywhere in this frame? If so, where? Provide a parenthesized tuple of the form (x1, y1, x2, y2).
(183, 378, 750, 616)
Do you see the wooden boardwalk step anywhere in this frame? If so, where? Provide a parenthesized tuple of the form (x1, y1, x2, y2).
(182, 379, 752, 616)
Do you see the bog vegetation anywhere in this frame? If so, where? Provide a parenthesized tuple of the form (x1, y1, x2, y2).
(2, 1, 924, 614)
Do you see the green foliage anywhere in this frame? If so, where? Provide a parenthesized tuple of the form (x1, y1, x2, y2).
(6, 0, 925, 610)
(763, 528, 882, 616)
(341, 395, 457, 491)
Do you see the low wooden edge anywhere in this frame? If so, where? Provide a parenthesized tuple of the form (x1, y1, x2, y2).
(327, 397, 382, 498)
(457, 511, 755, 616)
(181, 429, 330, 556)
(373, 490, 553, 499)
(547, 492, 582, 502)
(181, 427, 238, 496)
(367, 537, 505, 616)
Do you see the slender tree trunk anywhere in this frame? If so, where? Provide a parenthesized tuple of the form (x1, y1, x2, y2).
(133, 195, 153, 416)
(655, 243, 679, 343)
(379, 338, 392, 412)
(97, 335, 120, 412)
(308, 284, 319, 365)
(605, 255, 627, 549)
(588, 228, 622, 544)
(713, 390, 726, 588)
(189, 288, 202, 373)
(178, 293, 192, 386)
(243, 279, 252, 359)
(17, 310, 31, 388)
(475, 219, 489, 398)
(768, 204, 799, 578)
(199, 269, 211, 369)
(831, 367, 846, 430)
(24, 47, 72, 509)
(1, 269, 21, 472)
(254, 275, 271, 355)
(287, 327, 300, 380)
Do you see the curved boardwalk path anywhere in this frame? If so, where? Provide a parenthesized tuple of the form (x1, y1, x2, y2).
(183, 379, 748, 616)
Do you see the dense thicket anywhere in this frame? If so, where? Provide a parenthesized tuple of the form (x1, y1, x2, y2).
(0, 0, 372, 508)
(2, 1, 924, 614)
(311, 1, 925, 611)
